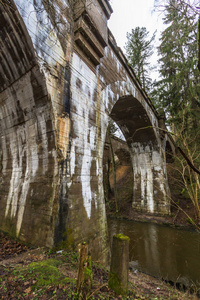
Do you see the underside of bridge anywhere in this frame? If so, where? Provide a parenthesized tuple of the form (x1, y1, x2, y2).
(110, 96, 157, 145)
(109, 96, 170, 214)
(0, 0, 173, 262)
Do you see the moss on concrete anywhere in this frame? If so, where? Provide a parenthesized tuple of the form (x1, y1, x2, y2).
(108, 271, 128, 295)
(114, 233, 130, 241)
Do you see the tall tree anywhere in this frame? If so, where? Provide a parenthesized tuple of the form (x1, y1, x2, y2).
(154, 0, 200, 130)
(198, 16, 200, 71)
(153, 0, 200, 219)
(125, 27, 156, 93)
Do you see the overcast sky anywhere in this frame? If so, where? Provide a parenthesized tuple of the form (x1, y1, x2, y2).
(108, 0, 165, 79)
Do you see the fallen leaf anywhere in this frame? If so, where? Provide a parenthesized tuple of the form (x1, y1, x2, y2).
(24, 286, 31, 293)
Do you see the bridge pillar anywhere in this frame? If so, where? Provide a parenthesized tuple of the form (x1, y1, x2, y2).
(131, 142, 170, 215)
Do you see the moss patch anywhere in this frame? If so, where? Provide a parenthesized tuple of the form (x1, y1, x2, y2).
(114, 233, 130, 241)
(14, 258, 75, 290)
(108, 271, 128, 295)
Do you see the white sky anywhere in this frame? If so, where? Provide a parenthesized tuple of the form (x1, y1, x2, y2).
(108, 0, 165, 79)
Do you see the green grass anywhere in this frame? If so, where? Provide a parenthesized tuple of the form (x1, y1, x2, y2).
(9, 256, 77, 299)
(15, 258, 76, 287)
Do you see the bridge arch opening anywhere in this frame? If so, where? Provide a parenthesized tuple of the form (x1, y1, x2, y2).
(109, 95, 158, 146)
(103, 122, 133, 213)
(103, 95, 170, 215)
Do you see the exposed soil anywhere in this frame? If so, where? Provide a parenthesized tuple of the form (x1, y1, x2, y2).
(0, 231, 195, 299)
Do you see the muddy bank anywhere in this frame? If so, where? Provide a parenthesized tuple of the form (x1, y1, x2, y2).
(106, 193, 200, 232)
(106, 209, 199, 231)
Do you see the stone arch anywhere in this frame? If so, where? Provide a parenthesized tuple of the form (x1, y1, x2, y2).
(105, 94, 170, 215)
(101, 77, 161, 144)
(109, 95, 158, 146)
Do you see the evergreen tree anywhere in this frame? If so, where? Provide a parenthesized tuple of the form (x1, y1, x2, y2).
(153, 0, 200, 219)
(125, 27, 156, 93)
(154, 0, 200, 131)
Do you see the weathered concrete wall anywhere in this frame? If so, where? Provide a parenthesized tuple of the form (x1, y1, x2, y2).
(0, 0, 173, 262)
(67, 52, 109, 262)
(0, 0, 72, 246)
(0, 1, 59, 246)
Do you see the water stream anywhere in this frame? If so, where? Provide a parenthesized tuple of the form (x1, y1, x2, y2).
(108, 218, 200, 288)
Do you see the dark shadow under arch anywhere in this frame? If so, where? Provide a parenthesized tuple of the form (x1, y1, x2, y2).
(110, 95, 157, 146)
(115, 148, 131, 165)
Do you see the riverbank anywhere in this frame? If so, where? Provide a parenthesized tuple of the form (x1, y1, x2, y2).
(106, 192, 200, 232)
(106, 209, 199, 232)
(105, 158, 200, 231)
(0, 231, 197, 299)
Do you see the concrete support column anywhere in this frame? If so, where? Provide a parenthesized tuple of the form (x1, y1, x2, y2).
(66, 53, 109, 263)
(131, 142, 170, 215)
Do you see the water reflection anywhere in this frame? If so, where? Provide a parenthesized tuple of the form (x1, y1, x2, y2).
(108, 218, 200, 287)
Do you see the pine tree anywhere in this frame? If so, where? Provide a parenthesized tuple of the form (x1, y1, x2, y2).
(154, 0, 200, 131)
(125, 27, 156, 93)
(153, 0, 200, 219)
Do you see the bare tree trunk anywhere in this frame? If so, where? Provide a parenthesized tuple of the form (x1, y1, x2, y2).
(104, 157, 112, 202)
(198, 17, 200, 71)
(108, 133, 119, 212)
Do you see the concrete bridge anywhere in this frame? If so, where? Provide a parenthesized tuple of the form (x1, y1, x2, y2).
(0, 0, 174, 262)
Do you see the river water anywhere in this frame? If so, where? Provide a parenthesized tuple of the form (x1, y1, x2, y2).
(108, 218, 200, 288)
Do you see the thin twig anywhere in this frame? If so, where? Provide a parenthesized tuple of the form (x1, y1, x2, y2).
(87, 283, 107, 299)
